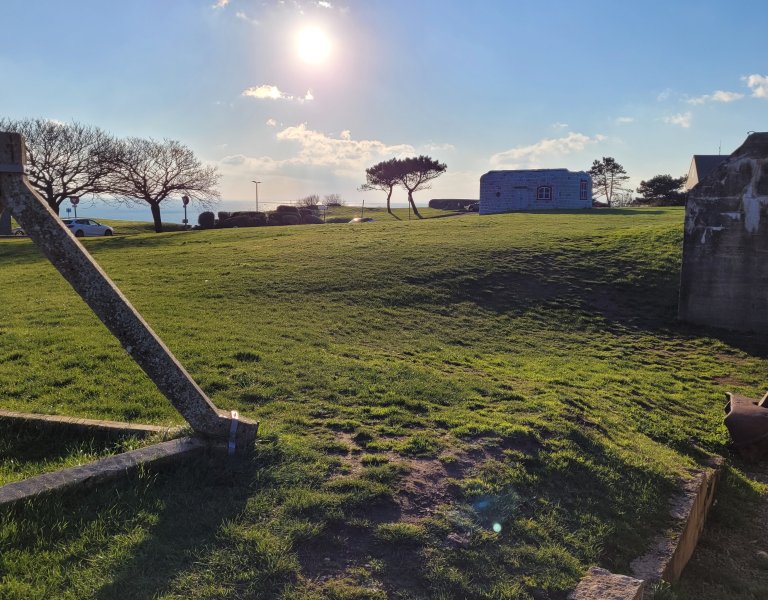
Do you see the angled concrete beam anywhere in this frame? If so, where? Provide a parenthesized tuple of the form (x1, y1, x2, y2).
(0, 132, 257, 450)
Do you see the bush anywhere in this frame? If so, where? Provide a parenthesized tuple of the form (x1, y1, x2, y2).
(281, 214, 300, 226)
(219, 214, 266, 228)
(198, 211, 215, 229)
(301, 215, 324, 225)
(217, 211, 231, 221)
(276, 205, 301, 215)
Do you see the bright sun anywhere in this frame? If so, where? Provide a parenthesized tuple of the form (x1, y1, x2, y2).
(296, 26, 331, 65)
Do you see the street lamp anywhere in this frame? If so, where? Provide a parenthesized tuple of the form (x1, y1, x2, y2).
(251, 180, 261, 212)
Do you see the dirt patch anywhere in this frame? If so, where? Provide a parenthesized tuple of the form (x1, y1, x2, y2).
(712, 374, 748, 387)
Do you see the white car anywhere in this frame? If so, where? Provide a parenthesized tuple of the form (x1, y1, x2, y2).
(62, 218, 114, 237)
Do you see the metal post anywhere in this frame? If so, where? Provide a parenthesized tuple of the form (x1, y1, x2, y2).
(0, 132, 258, 449)
(361, 198, 365, 220)
(251, 180, 261, 212)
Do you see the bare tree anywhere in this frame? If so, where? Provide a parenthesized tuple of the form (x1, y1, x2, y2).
(396, 155, 447, 219)
(360, 158, 400, 216)
(323, 193, 344, 207)
(107, 138, 220, 233)
(296, 194, 321, 207)
(0, 118, 115, 215)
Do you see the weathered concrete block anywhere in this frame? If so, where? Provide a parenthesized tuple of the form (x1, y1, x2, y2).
(679, 132, 768, 333)
(0, 437, 207, 507)
(568, 568, 644, 600)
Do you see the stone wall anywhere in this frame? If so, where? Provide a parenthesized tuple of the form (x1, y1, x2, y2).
(479, 169, 592, 214)
(679, 132, 768, 333)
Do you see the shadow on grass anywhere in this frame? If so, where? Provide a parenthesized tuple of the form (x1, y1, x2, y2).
(1, 439, 297, 600)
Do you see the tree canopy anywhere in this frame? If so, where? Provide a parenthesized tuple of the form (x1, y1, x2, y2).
(107, 138, 220, 233)
(636, 174, 686, 206)
(361, 156, 447, 219)
(0, 118, 114, 215)
(360, 158, 401, 215)
(588, 157, 630, 207)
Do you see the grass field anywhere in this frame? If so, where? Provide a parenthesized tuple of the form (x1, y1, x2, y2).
(0, 207, 766, 599)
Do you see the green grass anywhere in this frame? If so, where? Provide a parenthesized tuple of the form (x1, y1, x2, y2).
(0, 207, 766, 599)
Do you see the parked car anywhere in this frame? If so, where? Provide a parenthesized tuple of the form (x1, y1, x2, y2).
(62, 218, 114, 237)
(348, 217, 374, 223)
(12, 227, 25, 236)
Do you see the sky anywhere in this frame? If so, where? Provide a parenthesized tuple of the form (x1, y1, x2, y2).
(2, 0, 768, 217)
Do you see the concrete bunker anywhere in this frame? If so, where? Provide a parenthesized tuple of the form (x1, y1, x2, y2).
(679, 132, 768, 333)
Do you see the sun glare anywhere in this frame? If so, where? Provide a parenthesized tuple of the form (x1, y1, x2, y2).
(296, 26, 331, 65)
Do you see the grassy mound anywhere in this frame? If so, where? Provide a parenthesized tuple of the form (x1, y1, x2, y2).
(0, 208, 765, 599)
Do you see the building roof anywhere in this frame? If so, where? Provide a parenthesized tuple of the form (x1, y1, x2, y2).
(685, 154, 728, 190)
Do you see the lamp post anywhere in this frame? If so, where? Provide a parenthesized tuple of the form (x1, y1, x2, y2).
(251, 180, 261, 212)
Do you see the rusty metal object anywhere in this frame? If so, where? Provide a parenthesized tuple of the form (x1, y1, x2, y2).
(724, 392, 768, 460)
(0, 132, 258, 450)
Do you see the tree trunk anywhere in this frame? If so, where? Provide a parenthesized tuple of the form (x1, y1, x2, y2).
(407, 190, 422, 219)
(386, 187, 393, 215)
(150, 202, 163, 233)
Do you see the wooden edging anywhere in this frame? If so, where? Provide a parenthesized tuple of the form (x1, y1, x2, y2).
(0, 437, 208, 508)
(0, 409, 181, 439)
(569, 457, 723, 600)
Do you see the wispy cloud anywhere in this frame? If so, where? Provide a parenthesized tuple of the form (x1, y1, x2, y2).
(236, 11, 259, 24)
(744, 74, 768, 98)
(657, 89, 672, 102)
(687, 90, 744, 105)
(211, 0, 230, 9)
(663, 112, 692, 128)
(266, 118, 278, 127)
(317, 1, 333, 7)
(615, 116, 635, 124)
(242, 85, 314, 102)
(551, 122, 569, 130)
(489, 132, 605, 169)
(220, 124, 416, 178)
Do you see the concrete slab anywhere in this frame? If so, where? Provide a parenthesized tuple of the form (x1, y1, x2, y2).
(0, 437, 207, 507)
(0, 409, 181, 439)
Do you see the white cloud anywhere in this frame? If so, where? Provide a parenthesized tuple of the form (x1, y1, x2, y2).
(551, 122, 569, 130)
(489, 132, 604, 169)
(744, 74, 768, 98)
(242, 85, 314, 102)
(219, 124, 416, 179)
(236, 11, 260, 24)
(663, 112, 692, 128)
(657, 89, 672, 102)
(615, 116, 635, 124)
(687, 90, 744, 105)
(211, 0, 230, 9)
(422, 142, 455, 153)
(266, 118, 278, 127)
(317, 1, 332, 7)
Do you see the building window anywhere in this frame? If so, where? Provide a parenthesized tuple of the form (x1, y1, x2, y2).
(537, 186, 552, 201)
(580, 180, 588, 200)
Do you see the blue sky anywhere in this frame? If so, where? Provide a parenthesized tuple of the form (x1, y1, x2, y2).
(2, 0, 767, 212)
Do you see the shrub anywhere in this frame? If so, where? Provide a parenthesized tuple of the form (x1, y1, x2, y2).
(281, 214, 300, 226)
(198, 211, 215, 229)
(217, 211, 231, 221)
(219, 214, 266, 228)
(301, 215, 324, 225)
(275, 205, 301, 215)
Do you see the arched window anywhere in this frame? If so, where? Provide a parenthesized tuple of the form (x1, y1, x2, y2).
(537, 186, 552, 201)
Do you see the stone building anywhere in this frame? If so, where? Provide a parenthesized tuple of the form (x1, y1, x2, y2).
(679, 132, 768, 333)
(683, 155, 727, 191)
(479, 169, 592, 215)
